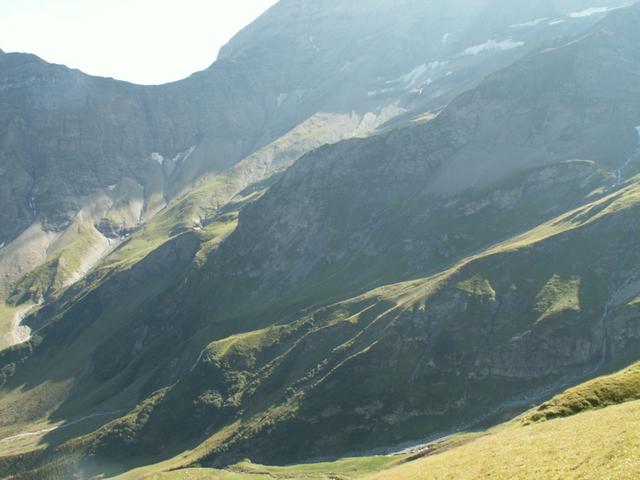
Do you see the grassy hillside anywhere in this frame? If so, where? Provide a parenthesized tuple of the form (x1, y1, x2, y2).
(2, 174, 640, 480)
(3, 8, 640, 473)
(366, 399, 640, 480)
(113, 360, 640, 479)
(368, 361, 640, 480)
(118, 456, 400, 480)
(523, 361, 640, 423)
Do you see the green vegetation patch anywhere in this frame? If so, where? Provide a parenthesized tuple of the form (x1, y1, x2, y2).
(456, 274, 496, 299)
(533, 274, 581, 323)
(523, 361, 640, 423)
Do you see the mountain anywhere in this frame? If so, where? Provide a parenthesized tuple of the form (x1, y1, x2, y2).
(1, 1, 640, 479)
(0, 0, 627, 322)
(102, 360, 640, 478)
(365, 361, 640, 480)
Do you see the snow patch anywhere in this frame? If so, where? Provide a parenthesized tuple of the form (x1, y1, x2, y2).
(276, 93, 288, 108)
(107, 184, 117, 191)
(367, 87, 395, 97)
(399, 64, 428, 87)
(308, 35, 320, 53)
(171, 145, 196, 165)
(151, 152, 164, 165)
(0, 242, 5, 249)
(568, 5, 621, 18)
(294, 89, 307, 102)
(442, 33, 450, 44)
(510, 17, 549, 28)
(548, 19, 566, 25)
(391, 61, 446, 89)
(635, 125, 640, 141)
(462, 39, 525, 56)
(28, 196, 37, 216)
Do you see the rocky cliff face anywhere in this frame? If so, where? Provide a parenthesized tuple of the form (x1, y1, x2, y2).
(0, 0, 627, 246)
(184, 4, 640, 320)
(0, 0, 627, 319)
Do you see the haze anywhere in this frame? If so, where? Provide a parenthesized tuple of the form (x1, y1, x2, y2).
(0, 0, 277, 85)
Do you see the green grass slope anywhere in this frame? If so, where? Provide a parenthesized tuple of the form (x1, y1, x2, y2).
(523, 361, 640, 423)
(115, 360, 640, 479)
(5, 176, 638, 480)
(120, 456, 400, 480)
(4, 8, 640, 470)
(367, 399, 640, 480)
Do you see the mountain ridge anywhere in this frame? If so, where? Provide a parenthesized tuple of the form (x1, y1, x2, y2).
(2, 1, 640, 479)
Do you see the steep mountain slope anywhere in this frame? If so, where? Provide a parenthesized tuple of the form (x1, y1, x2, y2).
(106, 360, 640, 479)
(0, 0, 627, 341)
(4, 168, 638, 479)
(1, 1, 640, 479)
(182, 0, 640, 325)
(364, 362, 640, 480)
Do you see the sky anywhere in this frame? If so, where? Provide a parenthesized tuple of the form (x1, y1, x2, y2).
(0, 0, 278, 85)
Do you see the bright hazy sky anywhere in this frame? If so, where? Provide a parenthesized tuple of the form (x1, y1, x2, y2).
(0, 0, 278, 85)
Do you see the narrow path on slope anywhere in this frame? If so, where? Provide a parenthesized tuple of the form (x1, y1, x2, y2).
(0, 409, 126, 444)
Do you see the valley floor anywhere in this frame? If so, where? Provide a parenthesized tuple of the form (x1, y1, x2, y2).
(368, 399, 640, 480)
(116, 397, 640, 480)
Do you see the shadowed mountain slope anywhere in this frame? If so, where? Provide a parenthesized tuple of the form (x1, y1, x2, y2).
(1, 1, 640, 479)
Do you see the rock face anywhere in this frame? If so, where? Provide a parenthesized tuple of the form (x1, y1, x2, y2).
(0, 0, 626, 345)
(2, 1, 640, 479)
(0, 0, 628, 246)
(187, 4, 640, 317)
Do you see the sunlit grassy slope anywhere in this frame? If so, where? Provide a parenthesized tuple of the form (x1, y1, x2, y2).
(136, 456, 400, 480)
(522, 361, 640, 423)
(6, 175, 639, 480)
(367, 401, 640, 480)
(363, 361, 640, 480)
(119, 399, 640, 480)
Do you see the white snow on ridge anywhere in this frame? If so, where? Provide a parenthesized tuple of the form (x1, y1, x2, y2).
(510, 17, 549, 28)
(391, 61, 446, 89)
(513, 5, 629, 29)
(462, 39, 525, 56)
(398, 64, 428, 87)
(171, 146, 197, 164)
(635, 125, 640, 141)
(0, 242, 5, 249)
(367, 87, 395, 97)
(442, 33, 450, 44)
(151, 152, 164, 165)
(108, 184, 117, 191)
(568, 5, 624, 18)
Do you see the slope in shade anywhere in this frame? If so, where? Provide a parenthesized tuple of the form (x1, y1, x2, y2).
(2, 1, 640, 479)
